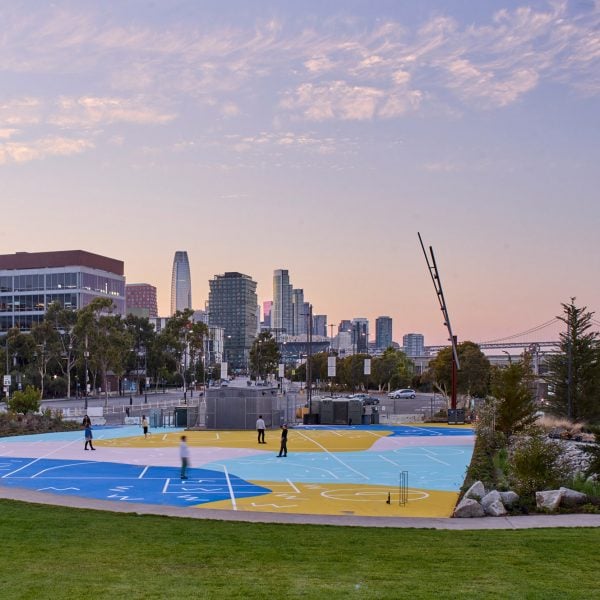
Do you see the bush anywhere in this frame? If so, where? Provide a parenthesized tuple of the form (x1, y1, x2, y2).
(8, 386, 41, 414)
(510, 433, 569, 498)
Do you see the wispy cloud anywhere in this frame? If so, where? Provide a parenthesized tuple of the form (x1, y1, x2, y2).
(0, 136, 93, 164)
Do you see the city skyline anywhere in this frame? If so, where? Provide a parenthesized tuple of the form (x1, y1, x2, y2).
(1, 1, 598, 345)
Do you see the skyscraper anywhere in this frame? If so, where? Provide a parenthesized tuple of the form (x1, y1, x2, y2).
(375, 316, 393, 349)
(208, 272, 258, 371)
(262, 300, 273, 328)
(170, 251, 192, 315)
(313, 314, 327, 337)
(352, 318, 369, 354)
(403, 333, 425, 357)
(292, 288, 306, 335)
(272, 269, 293, 335)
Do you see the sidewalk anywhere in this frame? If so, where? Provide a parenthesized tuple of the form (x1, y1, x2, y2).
(1, 486, 599, 530)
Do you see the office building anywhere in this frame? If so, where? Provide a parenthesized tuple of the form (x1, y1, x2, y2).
(262, 300, 273, 328)
(403, 333, 425, 357)
(0, 250, 125, 333)
(208, 272, 258, 371)
(170, 251, 192, 315)
(313, 314, 327, 337)
(292, 288, 306, 336)
(338, 319, 352, 334)
(352, 318, 369, 354)
(272, 269, 293, 335)
(375, 316, 393, 350)
(126, 283, 158, 318)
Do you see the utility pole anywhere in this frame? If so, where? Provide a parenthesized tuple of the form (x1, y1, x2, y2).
(306, 304, 313, 414)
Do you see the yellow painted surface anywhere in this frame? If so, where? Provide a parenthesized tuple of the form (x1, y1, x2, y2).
(201, 480, 459, 518)
(96, 428, 392, 452)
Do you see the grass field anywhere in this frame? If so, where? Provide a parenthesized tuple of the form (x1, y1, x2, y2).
(0, 500, 598, 599)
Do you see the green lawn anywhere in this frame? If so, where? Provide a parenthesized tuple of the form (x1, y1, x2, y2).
(0, 499, 598, 599)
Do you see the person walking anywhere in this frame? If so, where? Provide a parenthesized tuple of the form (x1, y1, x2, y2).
(180, 435, 190, 480)
(84, 422, 95, 451)
(256, 415, 266, 444)
(141, 415, 149, 439)
(82, 414, 91, 428)
(277, 424, 288, 457)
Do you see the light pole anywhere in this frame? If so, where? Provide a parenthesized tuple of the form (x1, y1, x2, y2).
(84, 334, 89, 411)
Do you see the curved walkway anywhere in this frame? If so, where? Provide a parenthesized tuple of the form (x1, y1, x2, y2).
(2, 485, 600, 529)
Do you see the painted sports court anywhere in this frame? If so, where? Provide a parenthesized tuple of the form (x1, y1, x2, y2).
(0, 424, 474, 518)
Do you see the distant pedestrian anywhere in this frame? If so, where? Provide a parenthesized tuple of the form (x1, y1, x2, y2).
(84, 423, 95, 451)
(180, 435, 190, 480)
(82, 414, 91, 428)
(256, 415, 266, 444)
(141, 415, 149, 439)
(277, 424, 288, 457)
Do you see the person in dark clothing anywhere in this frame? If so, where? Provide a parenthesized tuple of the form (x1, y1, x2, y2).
(82, 414, 91, 428)
(84, 423, 95, 450)
(277, 424, 288, 457)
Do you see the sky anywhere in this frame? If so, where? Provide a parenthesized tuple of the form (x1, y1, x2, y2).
(1, 0, 599, 346)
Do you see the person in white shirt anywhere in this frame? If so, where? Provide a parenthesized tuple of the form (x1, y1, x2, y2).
(141, 415, 149, 439)
(256, 415, 266, 444)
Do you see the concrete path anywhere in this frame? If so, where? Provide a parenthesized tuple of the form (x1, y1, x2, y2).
(2, 485, 599, 530)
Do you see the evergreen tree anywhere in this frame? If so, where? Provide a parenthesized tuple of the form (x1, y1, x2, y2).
(545, 299, 600, 422)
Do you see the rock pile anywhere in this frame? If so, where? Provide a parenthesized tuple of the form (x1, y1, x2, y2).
(454, 481, 590, 517)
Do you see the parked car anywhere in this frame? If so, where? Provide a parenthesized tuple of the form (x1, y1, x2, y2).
(388, 388, 416, 399)
(350, 394, 380, 405)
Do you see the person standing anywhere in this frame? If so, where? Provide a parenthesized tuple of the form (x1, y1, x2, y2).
(141, 415, 149, 439)
(256, 415, 266, 444)
(84, 422, 95, 451)
(180, 435, 190, 480)
(277, 424, 288, 457)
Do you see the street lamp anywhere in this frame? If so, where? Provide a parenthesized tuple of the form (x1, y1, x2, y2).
(83, 334, 89, 411)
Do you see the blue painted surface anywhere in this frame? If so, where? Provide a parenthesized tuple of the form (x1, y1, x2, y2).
(0, 426, 185, 443)
(0, 457, 270, 506)
(295, 424, 474, 437)
(203, 445, 471, 491)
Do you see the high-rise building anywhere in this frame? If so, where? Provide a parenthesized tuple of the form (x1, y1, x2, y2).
(313, 314, 327, 337)
(126, 283, 158, 318)
(292, 288, 306, 335)
(352, 318, 369, 354)
(208, 272, 258, 371)
(338, 319, 352, 334)
(262, 300, 273, 328)
(170, 251, 192, 315)
(0, 250, 125, 333)
(403, 333, 425, 357)
(375, 316, 393, 350)
(272, 269, 293, 335)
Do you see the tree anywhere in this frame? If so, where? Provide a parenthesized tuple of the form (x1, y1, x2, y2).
(545, 299, 600, 422)
(371, 348, 413, 391)
(249, 332, 280, 380)
(426, 341, 490, 406)
(45, 302, 78, 399)
(490, 355, 538, 438)
(30, 319, 60, 398)
(8, 385, 41, 414)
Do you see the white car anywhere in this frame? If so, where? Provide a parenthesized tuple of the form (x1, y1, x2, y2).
(388, 388, 416, 399)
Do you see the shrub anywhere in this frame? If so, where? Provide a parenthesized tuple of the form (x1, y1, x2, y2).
(8, 386, 41, 414)
(583, 426, 600, 479)
(510, 433, 569, 498)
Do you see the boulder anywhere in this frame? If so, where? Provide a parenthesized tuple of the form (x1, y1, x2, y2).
(559, 487, 588, 507)
(499, 491, 519, 507)
(481, 490, 501, 510)
(454, 497, 485, 518)
(464, 481, 485, 501)
(484, 500, 508, 517)
(536, 490, 563, 511)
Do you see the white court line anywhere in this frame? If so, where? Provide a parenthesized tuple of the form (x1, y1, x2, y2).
(31, 461, 96, 478)
(378, 454, 401, 467)
(219, 464, 237, 511)
(215, 433, 220, 440)
(287, 479, 300, 493)
(139, 466, 149, 479)
(420, 448, 451, 466)
(1, 438, 82, 479)
(162, 478, 170, 494)
(162, 434, 167, 441)
(294, 430, 369, 481)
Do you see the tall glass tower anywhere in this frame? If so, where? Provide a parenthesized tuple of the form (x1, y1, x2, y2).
(170, 251, 192, 315)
